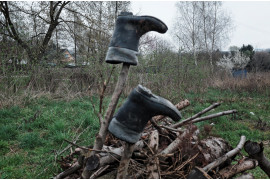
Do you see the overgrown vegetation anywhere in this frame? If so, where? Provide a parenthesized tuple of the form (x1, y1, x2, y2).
(0, 83, 269, 178)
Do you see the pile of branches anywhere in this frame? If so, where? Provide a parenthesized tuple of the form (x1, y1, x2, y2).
(54, 100, 269, 179)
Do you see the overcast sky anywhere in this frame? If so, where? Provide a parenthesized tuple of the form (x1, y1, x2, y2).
(131, 1, 270, 51)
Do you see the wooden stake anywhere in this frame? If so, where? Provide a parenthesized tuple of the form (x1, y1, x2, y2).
(82, 63, 130, 178)
(117, 142, 135, 179)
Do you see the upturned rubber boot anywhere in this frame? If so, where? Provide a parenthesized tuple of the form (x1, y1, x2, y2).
(108, 85, 182, 143)
(105, 12, 168, 65)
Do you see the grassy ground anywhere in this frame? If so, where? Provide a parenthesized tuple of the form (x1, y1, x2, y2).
(0, 88, 269, 178)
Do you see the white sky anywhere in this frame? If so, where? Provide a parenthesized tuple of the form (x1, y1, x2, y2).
(131, 1, 270, 51)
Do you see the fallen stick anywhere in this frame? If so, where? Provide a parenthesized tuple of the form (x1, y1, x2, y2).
(244, 140, 270, 178)
(187, 135, 246, 179)
(218, 159, 258, 179)
(171, 102, 220, 128)
(172, 109, 237, 129)
(90, 165, 110, 179)
(54, 162, 81, 179)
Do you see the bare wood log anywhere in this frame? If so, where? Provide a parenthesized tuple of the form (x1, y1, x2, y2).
(203, 135, 246, 172)
(160, 125, 198, 155)
(172, 109, 237, 129)
(187, 136, 246, 179)
(100, 140, 144, 166)
(196, 136, 233, 167)
(117, 142, 135, 179)
(54, 162, 81, 179)
(236, 173, 254, 179)
(218, 159, 258, 179)
(82, 64, 130, 178)
(147, 130, 160, 179)
(244, 140, 270, 178)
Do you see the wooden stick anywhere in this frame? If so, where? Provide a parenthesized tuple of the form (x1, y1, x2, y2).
(116, 142, 136, 179)
(171, 102, 220, 128)
(54, 162, 81, 179)
(82, 64, 130, 178)
(90, 165, 110, 179)
(172, 109, 237, 129)
(147, 130, 160, 179)
(218, 159, 258, 178)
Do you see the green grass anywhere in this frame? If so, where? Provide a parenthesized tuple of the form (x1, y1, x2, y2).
(0, 88, 269, 178)
(0, 96, 100, 178)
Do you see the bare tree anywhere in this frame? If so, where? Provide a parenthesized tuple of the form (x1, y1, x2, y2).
(0, 1, 70, 64)
(173, 1, 232, 66)
(173, 1, 201, 66)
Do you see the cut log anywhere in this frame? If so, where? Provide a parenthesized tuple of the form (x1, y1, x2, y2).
(244, 140, 270, 178)
(218, 159, 258, 179)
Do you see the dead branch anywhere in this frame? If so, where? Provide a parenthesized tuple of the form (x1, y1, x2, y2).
(54, 162, 81, 179)
(172, 102, 220, 128)
(218, 158, 258, 179)
(172, 109, 237, 129)
(90, 165, 110, 179)
(244, 140, 270, 178)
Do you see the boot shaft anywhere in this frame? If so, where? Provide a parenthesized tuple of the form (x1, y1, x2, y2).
(105, 12, 168, 65)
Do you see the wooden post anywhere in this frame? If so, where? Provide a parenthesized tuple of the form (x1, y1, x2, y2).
(82, 64, 130, 178)
(116, 142, 136, 179)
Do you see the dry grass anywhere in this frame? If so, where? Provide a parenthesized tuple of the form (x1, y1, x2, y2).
(212, 71, 270, 95)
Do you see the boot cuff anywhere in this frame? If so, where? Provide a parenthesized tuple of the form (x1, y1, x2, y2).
(108, 117, 141, 144)
(105, 47, 138, 66)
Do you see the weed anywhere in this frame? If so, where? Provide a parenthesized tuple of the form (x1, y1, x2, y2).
(19, 132, 44, 149)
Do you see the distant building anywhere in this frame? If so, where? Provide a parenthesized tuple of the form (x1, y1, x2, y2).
(59, 49, 75, 64)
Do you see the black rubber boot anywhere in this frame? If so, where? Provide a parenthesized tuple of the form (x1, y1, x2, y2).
(108, 85, 182, 143)
(105, 12, 168, 65)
